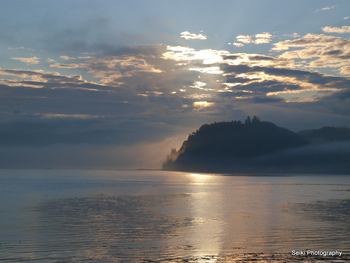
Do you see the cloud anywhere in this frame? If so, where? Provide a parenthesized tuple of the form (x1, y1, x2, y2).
(7, 46, 35, 51)
(0, 44, 220, 154)
(340, 66, 350, 75)
(193, 101, 215, 108)
(180, 31, 207, 40)
(283, 33, 300, 38)
(271, 34, 343, 51)
(315, 6, 337, 12)
(3, 43, 350, 113)
(2, 40, 350, 168)
(229, 42, 244, 47)
(2, 2, 350, 170)
(272, 33, 350, 75)
(163, 46, 229, 65)
(230, 32, 273, 47)
(50, 63, 81, 69)
(235, 35, 252, 44)
(322, 26, 350, 33)
(11, 56, 40, 65)
(0, 68, 98, 90)
(49, 45, 170, 85)
(59, 55, 92, 60)
(0, 14, 174, 57)
(60, 56, 76, 60)
(218, 58, 350, 104)
(254, 32, 273, 44)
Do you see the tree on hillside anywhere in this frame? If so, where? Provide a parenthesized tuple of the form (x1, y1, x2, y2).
(252, 115, 261, 124)
(245, 116, 251, 125)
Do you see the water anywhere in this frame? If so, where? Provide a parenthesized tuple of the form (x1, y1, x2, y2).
(0, 169, 349, 262)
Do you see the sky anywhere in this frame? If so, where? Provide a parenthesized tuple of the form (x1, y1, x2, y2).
(1, 0, 350, 169)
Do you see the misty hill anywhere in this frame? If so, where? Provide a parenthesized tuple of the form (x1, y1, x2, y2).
(298, 126, 350, 143)
(163, 117, 350, 174)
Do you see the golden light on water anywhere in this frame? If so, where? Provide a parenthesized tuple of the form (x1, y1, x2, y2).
(190, 173, 212, 178)
(186, 172, 224, 257)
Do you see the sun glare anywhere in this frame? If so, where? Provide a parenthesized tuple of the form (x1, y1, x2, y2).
(193, 101, 215, 108)
(190, 173, 211, 178)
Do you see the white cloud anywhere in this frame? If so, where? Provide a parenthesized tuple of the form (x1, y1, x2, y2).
(315, 6, 337, 12)
(233, 32, 273, 47)
(11, 56, 40, 65)
(190, 81, 207, 90)
(60, 56, 76, 60)
(180, 31, 207, 40)
(163, 46, 229, 65)
(228, 42, 245, 47)
(322, 26, 350, 34)
(47, 58, 56, 63)
(236, 35, 252, 44)
(254, 38, 271, 44)
(255, 32, 272, 39)
(7, 46, 35, 51)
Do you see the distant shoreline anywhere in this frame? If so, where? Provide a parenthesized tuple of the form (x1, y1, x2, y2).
(162, 168, 350, 176)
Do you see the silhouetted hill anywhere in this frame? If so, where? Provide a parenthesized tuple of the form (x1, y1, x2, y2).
(298, 126, 350, 143)
(163, 117, 350, 174)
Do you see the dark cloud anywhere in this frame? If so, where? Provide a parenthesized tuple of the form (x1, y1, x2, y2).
(302, 89, 350, 116)
(225, 76, 255, 83)
(251, 96, 284, 103)
(0, 115, 178, 147)
(222, 55, 242, 60)
(221, 64, 252, 74)
(220, 62, 350, 93)
(273, 33, 350, 75)
(259, 67, 305, 76)
(234, 81, 303, 94)
(248, 55, 276, 61)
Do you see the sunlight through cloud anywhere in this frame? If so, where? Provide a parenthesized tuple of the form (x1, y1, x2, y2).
(193, 101, 215, 108)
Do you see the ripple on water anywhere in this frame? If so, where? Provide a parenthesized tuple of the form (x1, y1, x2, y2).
(2, 193, 196, 262)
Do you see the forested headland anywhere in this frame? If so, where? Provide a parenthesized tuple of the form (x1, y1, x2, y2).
(163, 117, 350, 174)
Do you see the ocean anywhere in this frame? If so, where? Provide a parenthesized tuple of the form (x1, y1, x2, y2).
(0, 169, 349, 262)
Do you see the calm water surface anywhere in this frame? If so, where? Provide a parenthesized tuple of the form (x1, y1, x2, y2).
(0, 169, 349, 262)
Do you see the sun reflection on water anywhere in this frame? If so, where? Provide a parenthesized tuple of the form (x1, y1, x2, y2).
(3, 170, 350, 262)
(190, 173, 212, 178)
(182, 172, 224, 258)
